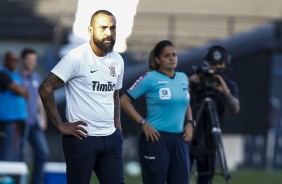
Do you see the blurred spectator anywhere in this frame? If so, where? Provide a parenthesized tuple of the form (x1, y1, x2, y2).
(20, 48, 49, 184)
(0, 51, 28, 161)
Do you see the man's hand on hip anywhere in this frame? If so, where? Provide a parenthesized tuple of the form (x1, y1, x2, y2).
(59, 121, 88, 140)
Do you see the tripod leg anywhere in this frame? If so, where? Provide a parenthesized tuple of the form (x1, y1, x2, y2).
(216, 137, 231, 184)
(194, 98, 207, 124)
(190, 99, 214, 184)
(206, 98, 231, 184)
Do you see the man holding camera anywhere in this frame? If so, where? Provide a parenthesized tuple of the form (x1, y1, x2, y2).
(189, 45, 240, 184)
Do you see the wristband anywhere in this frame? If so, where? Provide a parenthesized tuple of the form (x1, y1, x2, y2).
(186, 120, 196, 127)
(139, 118, 147, 125)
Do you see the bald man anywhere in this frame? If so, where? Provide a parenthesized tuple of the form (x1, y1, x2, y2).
(39, 10, 125, 184)
(0, 51, 28, 161)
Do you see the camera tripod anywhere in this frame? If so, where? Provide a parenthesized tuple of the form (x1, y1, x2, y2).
(192, 97, 231, 184)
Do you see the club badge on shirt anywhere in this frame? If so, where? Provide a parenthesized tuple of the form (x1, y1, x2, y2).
(109, 66, 116, 77)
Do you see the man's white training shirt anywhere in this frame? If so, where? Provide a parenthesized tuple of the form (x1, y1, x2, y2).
(51, 42, 124, 136)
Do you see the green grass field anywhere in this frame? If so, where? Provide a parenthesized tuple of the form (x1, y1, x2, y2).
(90, 169, 282, 184)
(190, 169, 282, 184)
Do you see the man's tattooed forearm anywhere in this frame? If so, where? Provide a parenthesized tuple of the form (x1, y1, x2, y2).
(40, 92, 63, 129)
(39, 73, 65, 129)
(225, 94, 240, 113)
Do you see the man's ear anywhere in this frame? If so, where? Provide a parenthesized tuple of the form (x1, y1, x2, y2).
(88, 26, 94, 35)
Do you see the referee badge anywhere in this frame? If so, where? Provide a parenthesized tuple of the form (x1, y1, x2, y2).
(159, 88, 171, 100)
(109, 66, 116, 77)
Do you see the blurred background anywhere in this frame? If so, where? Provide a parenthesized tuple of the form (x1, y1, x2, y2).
(1, 0, 282, 183)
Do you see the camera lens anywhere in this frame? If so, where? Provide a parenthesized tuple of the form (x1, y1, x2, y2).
(205, 77, 220, 88)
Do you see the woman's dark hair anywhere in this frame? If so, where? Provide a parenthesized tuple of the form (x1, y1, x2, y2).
(148, 40, 174, 71)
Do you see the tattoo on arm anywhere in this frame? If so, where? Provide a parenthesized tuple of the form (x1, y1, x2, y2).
(38, 73, 65, 130)
(113, 90, 122, 130)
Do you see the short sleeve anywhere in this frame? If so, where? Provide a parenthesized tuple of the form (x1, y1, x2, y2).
(115, 59, 124, 90)
(51, 54, 79, 83)
(227, 80, 239, 98)
(126, 73, 151, 100)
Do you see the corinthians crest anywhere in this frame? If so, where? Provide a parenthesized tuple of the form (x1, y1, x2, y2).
(109, 66, 116, 77)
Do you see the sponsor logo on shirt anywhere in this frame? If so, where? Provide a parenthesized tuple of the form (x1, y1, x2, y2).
(144, 155, 156, 160)
(158, 81, 168, 84)
(90, 70, 98, 73)
(92, 81, 115, 91)
(129, 73, 147, 91)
